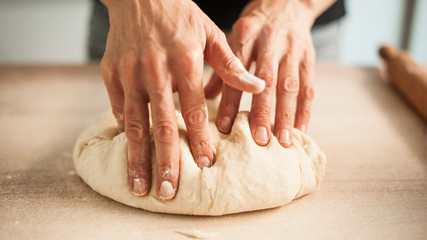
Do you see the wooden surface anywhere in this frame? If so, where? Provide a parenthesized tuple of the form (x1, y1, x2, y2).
(0, 63, 426, 239)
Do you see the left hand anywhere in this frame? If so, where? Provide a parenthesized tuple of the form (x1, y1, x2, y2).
(204, 0, 318, 148)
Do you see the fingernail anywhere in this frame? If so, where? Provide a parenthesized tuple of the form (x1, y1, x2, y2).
(254, 126, 269, 145)
(218, 116, 231, 133)
(132, 178, 148, 197)
(300, 125, 307, 133)
(197, 156, 211, 169)
(159, 181, 175, 200)
(278, 129, 291, 146)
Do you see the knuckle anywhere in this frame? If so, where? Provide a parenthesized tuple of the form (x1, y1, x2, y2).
(232, 17, 257, 38)
(251, 106, 271, 122)
(140, 54, 167, 76)
(182, 106, 208, 128)
(281, 77, 299, 94)
(181, 54, 197, 72)
(298, 107, 311, 119)
(100, 58, 115, 83)
(300, 53, 315, 71)
(123, 78, 139, 91)
(180, 48, 202, 64)
(256, 70, 276, 89)
(210, 30, 227, 49)
(138, 54, 153, 67)
(207, 29, 241, 69)
(222, 53, 239, 72)
(119, 52, 138, 71)
(264, 20, 282, 35)
(287, 33, 297, 46)
(153, 121, 176, 143)
(125, 120, 146, 142)
(100, 57, 113, 73)
(282, 54, 294, 65)
(147, 84, 169, 100)
(117, 57, 139, 88)
(301, 86, 315, 100)
(124, 88, 143, 102)
(276, 110, 294, 122)
(175, 49, 203, 77)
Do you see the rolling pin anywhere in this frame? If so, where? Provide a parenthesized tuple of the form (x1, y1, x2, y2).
(379, 45, 427, 121)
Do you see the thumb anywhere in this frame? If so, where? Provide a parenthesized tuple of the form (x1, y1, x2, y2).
(204, 28, 265, 94)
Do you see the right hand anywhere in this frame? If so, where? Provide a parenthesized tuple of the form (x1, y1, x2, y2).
(100, 0, 265, 200)
(204, 0, 319, 148)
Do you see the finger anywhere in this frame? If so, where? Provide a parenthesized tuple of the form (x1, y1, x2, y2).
(274, 53, 300, 148)
(249, 24, 283, 146)
(179, 80, 214, 168)
(204, 28, 265, 93)
(124, 92, 151, 197)
(295, 49, 315, 133)
(204, 24, 256, 100)
(216, 84, 243, 134)
(214, 28, 256, 134)
(249, 34, 281, 146)
(174, 49, 214, 168)
(149, 85, 180, 200)
(101, 58, 125, 131)
(204, 72, 223, 99)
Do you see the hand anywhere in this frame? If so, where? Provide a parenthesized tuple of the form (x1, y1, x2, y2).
(100, 0, 265, 200)
(205, 0, 332, 147)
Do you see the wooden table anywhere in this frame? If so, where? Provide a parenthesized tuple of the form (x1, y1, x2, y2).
(0, 63, 426, 239)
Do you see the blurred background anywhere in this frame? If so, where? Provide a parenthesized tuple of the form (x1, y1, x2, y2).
(0, 0, 426, 65)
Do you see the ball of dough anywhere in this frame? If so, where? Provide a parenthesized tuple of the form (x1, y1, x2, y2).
(73, 108, 326, 216)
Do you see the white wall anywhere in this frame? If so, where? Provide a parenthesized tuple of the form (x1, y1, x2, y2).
(338, 0, 405, 65)
(409, 0, 427, 63)
(338, 0, 427, 65)
(0, 0, 425, 64)
(0, 0, 91, 63)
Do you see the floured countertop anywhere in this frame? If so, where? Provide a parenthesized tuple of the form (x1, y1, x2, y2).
(0, 63, 426, 239)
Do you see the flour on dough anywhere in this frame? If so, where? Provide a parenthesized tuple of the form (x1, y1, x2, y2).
(175, 230, 219, 239)
(73, 100, 326, 216)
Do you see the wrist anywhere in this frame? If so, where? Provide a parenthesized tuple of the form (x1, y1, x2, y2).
(100, 0, 141, 25)
(253, 0, 334, 27)
(245, 0, 317, 28)
(300, 0, 338, 20)
(295, 0, 318, 27)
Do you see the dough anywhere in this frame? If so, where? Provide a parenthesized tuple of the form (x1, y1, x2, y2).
(73, 101, 326, 216)
(175, 230, 219, 239)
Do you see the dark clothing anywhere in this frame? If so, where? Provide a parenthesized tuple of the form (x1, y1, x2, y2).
(314, 0, 346, 26)
(193, 0, 345, 29)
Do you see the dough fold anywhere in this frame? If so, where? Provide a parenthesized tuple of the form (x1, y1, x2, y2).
(73, 107, 326, 216)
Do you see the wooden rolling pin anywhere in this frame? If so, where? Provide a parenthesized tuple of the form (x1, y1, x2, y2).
(379, 45, 427, 121)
